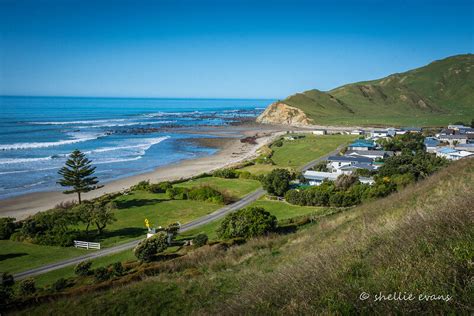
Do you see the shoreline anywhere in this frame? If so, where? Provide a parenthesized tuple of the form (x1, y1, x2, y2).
(0, 124, 284, 220)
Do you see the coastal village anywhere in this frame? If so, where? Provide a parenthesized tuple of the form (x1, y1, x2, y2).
(301, 124, 474, 186)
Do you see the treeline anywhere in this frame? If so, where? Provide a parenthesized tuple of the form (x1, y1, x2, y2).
(1, 194, 119, 247)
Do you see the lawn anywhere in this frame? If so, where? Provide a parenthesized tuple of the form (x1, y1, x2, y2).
(270, 134, 355, 168)
(175, 177, 261, 199)
(0, 240, 86, 274)
(87, 190, 222, 247)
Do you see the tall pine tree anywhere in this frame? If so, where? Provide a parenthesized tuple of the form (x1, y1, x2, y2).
(57, 149, 102, 203)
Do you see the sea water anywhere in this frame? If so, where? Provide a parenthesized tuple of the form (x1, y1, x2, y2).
(0, 96, 271, 199)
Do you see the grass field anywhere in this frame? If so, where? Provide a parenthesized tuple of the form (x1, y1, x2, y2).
(0, 241, 86, 274)
(175, 177, 261, 199)
(270, 134, 355, 168)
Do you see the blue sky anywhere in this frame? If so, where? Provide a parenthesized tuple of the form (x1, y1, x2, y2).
(0, 0, 472, 98)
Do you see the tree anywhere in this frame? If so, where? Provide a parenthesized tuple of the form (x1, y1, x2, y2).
(58, 149, 102, 203)
(217, 207, 277, 239)
(312, 161, 329, 172)
(335, 174, 359, 191)
(19, 278, 36, 295)
(262, 169, 291, 196)
(134, 232, 168, 262)
(91, 201, 117, 235)
(74, 260, 92, 276)
(0, 217, 16, 240)
(193, 233, 208, 247)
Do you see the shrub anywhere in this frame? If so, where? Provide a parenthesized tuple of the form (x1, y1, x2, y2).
(74, 260, 92, 276)
(0, 217, 16, 240)
(272, 139, 283, 147)
(1, 272, 14, 288)
(262, 169, 292, 196)
(335, 174, 359, 191)
(217, 207, 277, 239)
(52, 278, 70, 292)
(312, 161, 329, 172)
(19, 278, 36, 295)
(0, 286, 12, 305)
(148, 181, 172, 193)
(93, 267, 111, 283)
(166, 187, 189, 200)
(111, 262, 124, 277)
(193, 233, 208, 247)
(213, 169, 237, 179)
(132, 180, 151, 191)
(134, 232, 168, 262)
(187, 186, 225, 204)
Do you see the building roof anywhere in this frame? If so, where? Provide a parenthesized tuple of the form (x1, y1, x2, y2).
(346, 150, 394, 157)
(437, 147, 457, 154)
(348, 140, 377, 148)
(438, 134, 468, 140)
(424, 137, 440, 147)
(401, 127, 422, 132)
(339, 163, 377, 171)
(303, 171, 339, 181)
(327, 155, 373, 163)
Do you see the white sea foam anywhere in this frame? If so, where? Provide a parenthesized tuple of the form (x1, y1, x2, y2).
(0, 133, 104, 150)
(87, 136, 170, 155)
(0, 157, 53, 165)
(29, 119, 128, 125)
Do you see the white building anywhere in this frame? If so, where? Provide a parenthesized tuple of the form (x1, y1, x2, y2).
(313, 129, 327, 135)
(435, 147, 473, 160)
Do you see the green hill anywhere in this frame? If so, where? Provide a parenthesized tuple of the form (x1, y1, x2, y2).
(13, 158, 473, 315)
(279, 54, 474, 126)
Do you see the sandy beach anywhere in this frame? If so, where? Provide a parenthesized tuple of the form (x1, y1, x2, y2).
(0, 124, 286, 220)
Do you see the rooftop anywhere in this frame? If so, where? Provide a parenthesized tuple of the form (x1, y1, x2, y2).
(327, 155, 373, 163)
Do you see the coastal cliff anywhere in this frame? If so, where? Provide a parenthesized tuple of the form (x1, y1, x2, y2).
(256, 102, 313, 126)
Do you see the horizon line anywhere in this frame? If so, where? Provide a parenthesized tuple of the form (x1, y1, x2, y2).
(0, 94, 278, 100)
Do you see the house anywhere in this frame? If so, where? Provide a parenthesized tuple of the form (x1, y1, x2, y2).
(424, 137, 440, 153)
(338, 163, 378, 174)
(435, 147, 473, 160)
(401, 127, 422, 133)
(284, 136, 295, 141)
(303, 170, 374, 186)
(347, 140, 377, 151)
(370, 130, 389, 138)
(455, 143, 474, 152)
(327, 155, 373, 171)
(448, 124, 470, 131)
(346, 150, 394, 160)
(437, 134, 468, 145)
(312, 129, 327, 135)
(350, 129, 364, 135)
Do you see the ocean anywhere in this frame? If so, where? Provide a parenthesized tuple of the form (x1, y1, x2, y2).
(0, 96, 271, 200)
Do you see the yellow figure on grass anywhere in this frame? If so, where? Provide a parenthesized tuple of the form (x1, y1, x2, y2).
(144, 218, 151, 231)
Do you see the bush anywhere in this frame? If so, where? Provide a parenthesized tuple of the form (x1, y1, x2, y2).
(166, 187, 189, 200)
(132, 180, 151, 191)
(93, 267, 111, 283)
(1, 272, 14, 287)
(213, 169, 237, 179)
(111, 261, 124, 277)
(335, 174, 359, 191)
(262, 169, 292, 196)
(0, 217, 16, 240)
(52, 278, 70, 292)
(148, 181, 172, 193)
(312, 161, 329, 172)
(272, 139, 283, 147)
(74, 260, 92, 276)
(193, 233, 208, 247)
(187, 186, 225, 204)
(217, 207, 277, 239)
(19, 278, 36, 295)
(134, 232, 168, 262)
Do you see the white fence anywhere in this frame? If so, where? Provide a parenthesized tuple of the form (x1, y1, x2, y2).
(74, 240, 101, 250)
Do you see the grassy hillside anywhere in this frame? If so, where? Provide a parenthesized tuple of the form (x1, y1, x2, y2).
(14, 158, 473, 315)
(281, 54, 474, 126)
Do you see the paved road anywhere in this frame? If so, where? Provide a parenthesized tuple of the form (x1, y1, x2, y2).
(13, 188, 265, 280)
(299, 144, 347, 171)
